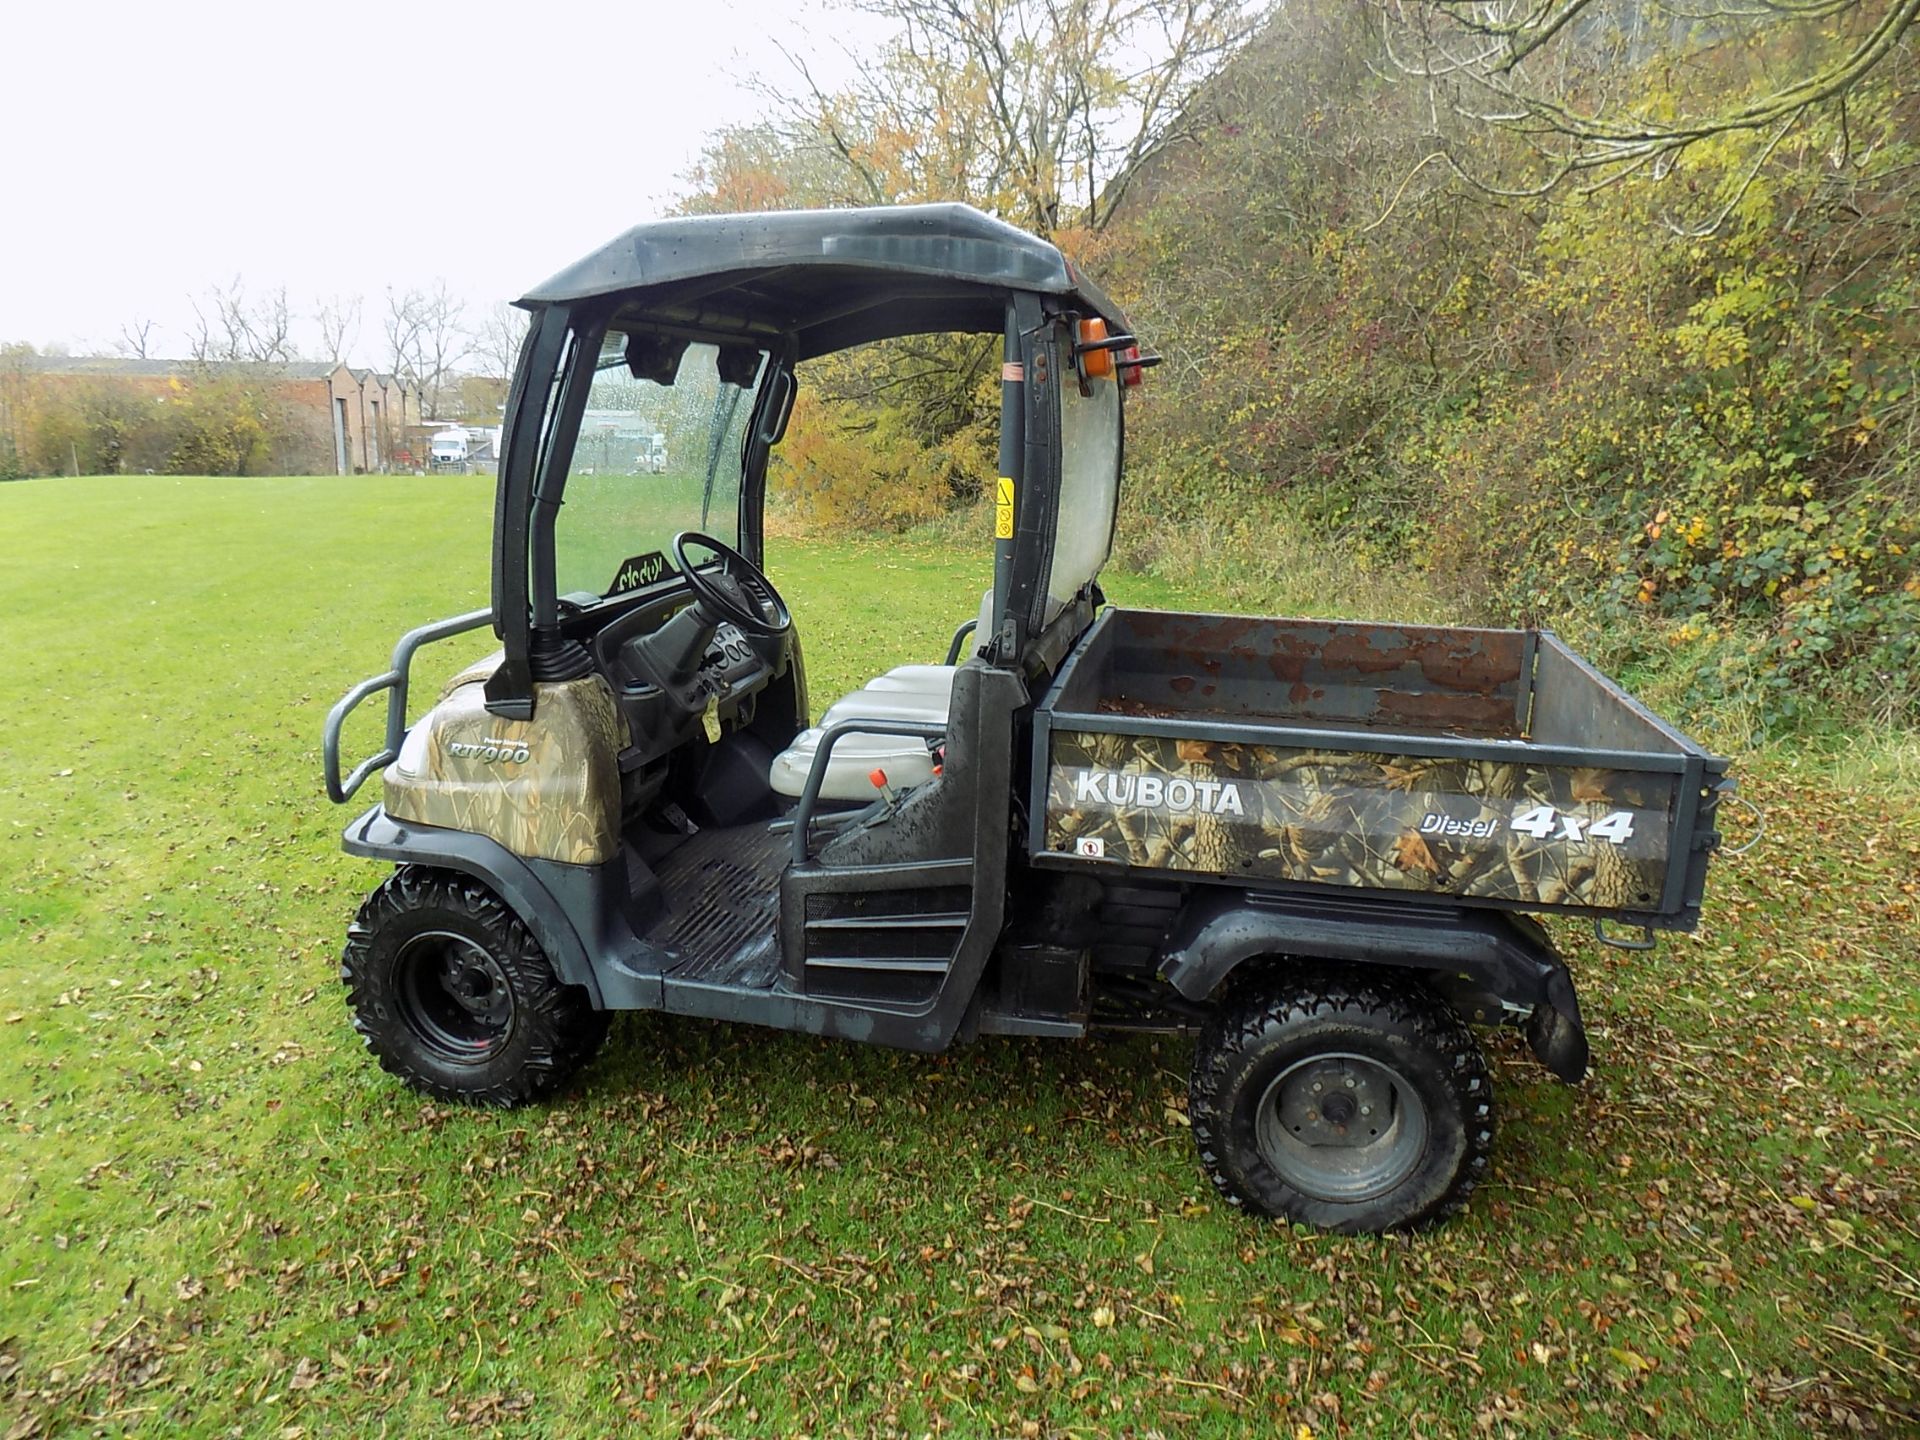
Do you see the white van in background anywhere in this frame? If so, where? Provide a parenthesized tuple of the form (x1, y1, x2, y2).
(429, 428, 470, 472)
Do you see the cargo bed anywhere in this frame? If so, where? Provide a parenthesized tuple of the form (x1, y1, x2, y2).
(1031, 610, 1728, 930)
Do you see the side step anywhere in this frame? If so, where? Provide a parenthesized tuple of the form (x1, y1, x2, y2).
(806, 956, 951, 974)
(800, 900, 969, 1002)
(804, 912, 969, 933)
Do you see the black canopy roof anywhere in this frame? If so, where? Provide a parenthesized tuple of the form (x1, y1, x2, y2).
(517, 203, 1127, 360)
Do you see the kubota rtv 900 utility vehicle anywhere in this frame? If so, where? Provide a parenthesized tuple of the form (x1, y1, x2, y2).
(325, 204, 1733, 1232)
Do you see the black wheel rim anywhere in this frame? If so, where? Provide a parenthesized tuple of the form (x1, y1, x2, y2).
(1254, 1052, 1429, 1203)
(392, 930, 516, 1063)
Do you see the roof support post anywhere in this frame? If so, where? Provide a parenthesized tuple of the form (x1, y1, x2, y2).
(992, 291, 1048, 661)
(485, 307, 570, 721)
(991, 298, 1024, 653)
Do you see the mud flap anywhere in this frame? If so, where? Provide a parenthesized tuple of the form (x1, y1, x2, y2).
(1526, 965, 1589, 1083)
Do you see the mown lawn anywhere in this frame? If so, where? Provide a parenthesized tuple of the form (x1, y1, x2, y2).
(1, 475, 1916, 1439)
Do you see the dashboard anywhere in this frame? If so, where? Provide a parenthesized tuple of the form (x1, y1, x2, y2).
(700, 621, 759, 680)
(582, 585, 787, 768)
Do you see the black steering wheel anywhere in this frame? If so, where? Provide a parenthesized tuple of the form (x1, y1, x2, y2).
(672, 532, 793, 637)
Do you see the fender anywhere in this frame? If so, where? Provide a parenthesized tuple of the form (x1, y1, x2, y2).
(1159, 888, 1589, 1082)
(341, 804, 662, 1011)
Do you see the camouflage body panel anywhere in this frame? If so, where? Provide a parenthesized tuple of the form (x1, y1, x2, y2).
(439, 649, 506, 700)
(1042, 731, 1675, 913)
(383, 675, 628, 865)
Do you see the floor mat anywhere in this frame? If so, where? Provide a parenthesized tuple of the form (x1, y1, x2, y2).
(647, 820, 788, 984)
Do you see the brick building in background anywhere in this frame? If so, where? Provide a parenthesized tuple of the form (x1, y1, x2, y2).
(8, 356, 422, 474)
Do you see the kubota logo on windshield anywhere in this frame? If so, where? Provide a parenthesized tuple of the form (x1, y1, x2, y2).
(1072, 769, 1245, 816)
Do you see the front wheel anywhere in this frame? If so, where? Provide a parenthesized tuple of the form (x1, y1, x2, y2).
(341, 867, 608, 1106)
(1189, 970, 1493, 1233)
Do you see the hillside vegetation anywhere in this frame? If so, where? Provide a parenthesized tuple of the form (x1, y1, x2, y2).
(1103, 4, 1919, 736)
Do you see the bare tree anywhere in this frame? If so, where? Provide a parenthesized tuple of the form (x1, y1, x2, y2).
(386, 282, 471, 419)
(221, 280, 292, 361)
(680, 121, 863, 213)
(421, 282, 470, 419)
(474, 302, 529, 381)
(116, 318, 157, 359)
(315, 293, 363, 365)
(187, 301, 216, 363)
(383, 286, 428, 386)
(1366, 0, 1920, 223)
(189, 278, 295, 363)
(759, 0, 1260, 235)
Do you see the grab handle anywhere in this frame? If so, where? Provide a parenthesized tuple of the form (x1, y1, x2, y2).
(790, 719, 946, 863)
(323, 608, 493, 803)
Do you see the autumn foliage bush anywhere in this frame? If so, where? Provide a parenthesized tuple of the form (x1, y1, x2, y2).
(1, 354, 288, 478)
(773, 389, 983, 531)
(768, 337, 1001, 532)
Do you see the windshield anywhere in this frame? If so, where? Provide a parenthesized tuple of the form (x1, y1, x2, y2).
(1046, 326, 1122, 615)
(553, 333, 768, 600)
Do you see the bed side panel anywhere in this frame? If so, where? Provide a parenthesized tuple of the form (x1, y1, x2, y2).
(1041, 730, 1678, 914)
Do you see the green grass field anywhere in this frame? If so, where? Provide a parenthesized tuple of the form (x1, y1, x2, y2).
(1, 475, 1916, 1438)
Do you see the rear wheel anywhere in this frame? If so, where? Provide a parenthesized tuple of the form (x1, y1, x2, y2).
(1189, 970, 1492, 1233)
(341, 867, 608, 1106)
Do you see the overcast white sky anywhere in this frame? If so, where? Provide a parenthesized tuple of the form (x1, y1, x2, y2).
(5, 0, 889, 364)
